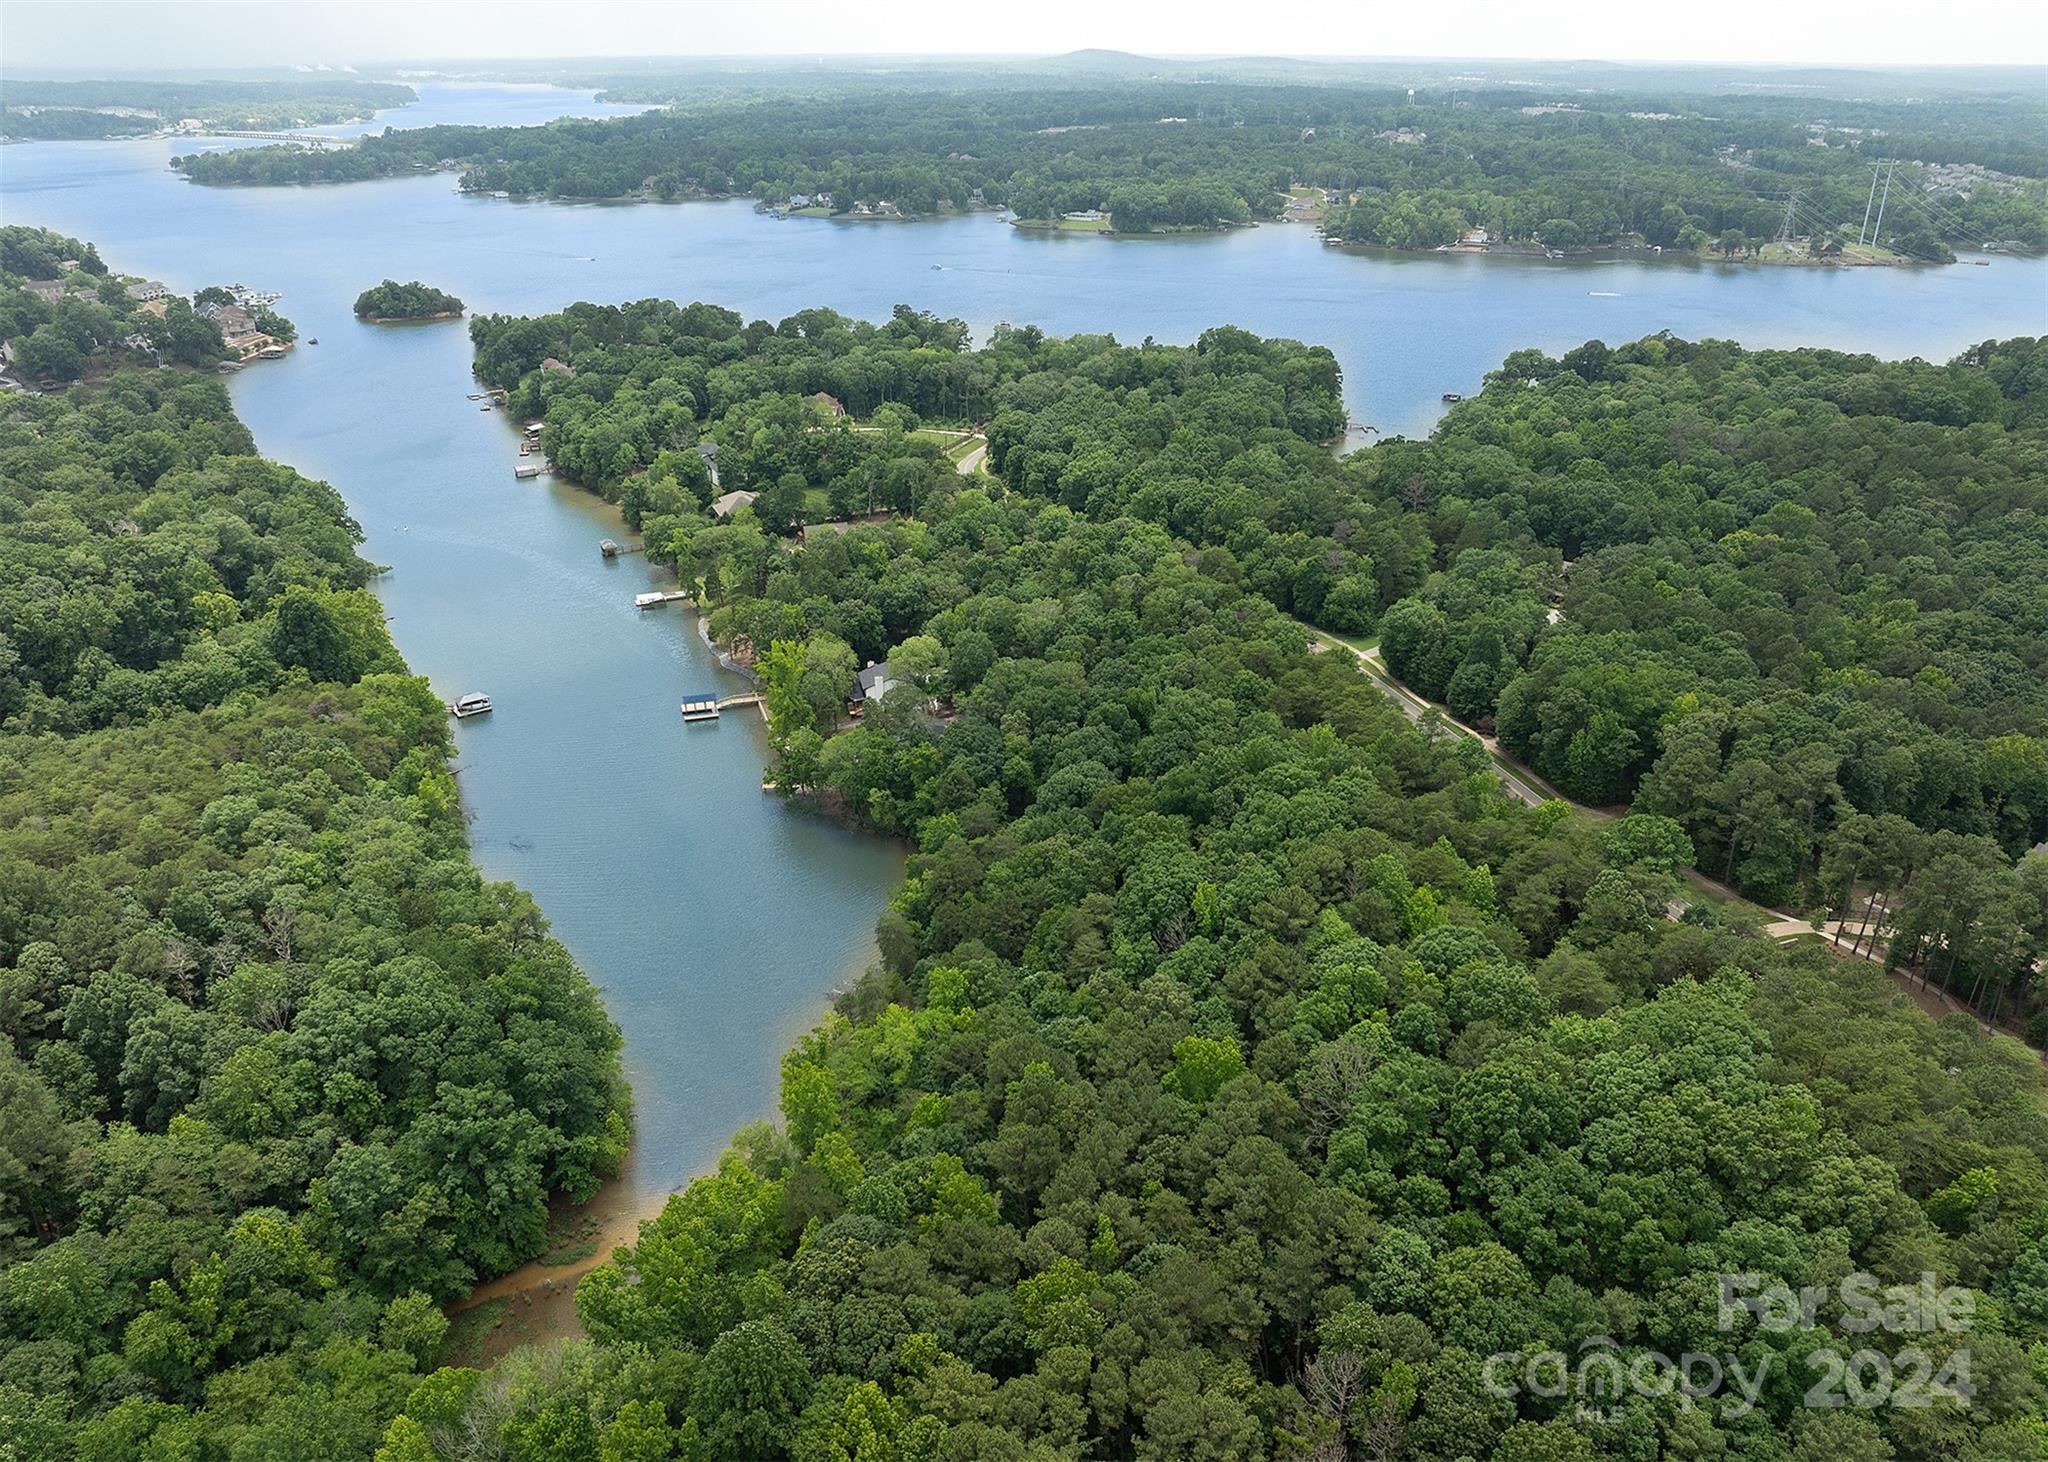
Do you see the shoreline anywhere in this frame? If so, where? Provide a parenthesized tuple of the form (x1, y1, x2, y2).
(439, 458, 896, 1368)
(439, 915, 892, 1369)
(440, 1160, 676, 1367)
(143, 158, 2031, 273)
(1321, 235, 1958, 269)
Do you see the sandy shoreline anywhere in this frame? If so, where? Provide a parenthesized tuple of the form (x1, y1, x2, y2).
(441, 1157, 681, 1365)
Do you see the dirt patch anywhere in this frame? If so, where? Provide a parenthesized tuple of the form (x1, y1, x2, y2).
(441, 1174, 672, 1368)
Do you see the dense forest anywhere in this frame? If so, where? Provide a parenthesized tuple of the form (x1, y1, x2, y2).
(0, 245, 629, 1455)
(468, 298, 2048, 1019)
(0, 78, 415, 140)
(343, 298, 2048, 1458)
(1371, 338, 2048, 904)
(171, 80, 2048, 255)
(354, 280, 466, 322)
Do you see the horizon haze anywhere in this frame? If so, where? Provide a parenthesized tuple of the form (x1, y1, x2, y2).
(3, 0, 2044, 72)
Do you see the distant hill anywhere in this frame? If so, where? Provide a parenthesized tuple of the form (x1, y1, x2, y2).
(1026, 48, 1168, 73)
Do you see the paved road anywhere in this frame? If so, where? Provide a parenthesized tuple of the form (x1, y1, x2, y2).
(1314, 627, 2042, 1052)
(1318, 635, 1553, 807)
(955, 441, 988, 475)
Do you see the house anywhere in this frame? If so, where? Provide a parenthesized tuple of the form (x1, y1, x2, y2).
(875, 200, 901, 217)
(125, 280, 170, 302)
(138, 298, 169, 319)
(814, 192, 833, 209)
(1062, 209, 1107, 222)
(1457, 227, 1492, 248)
(850, 201, 874, 216)
(709, 489, 757, 520)
(214, 304, 266, 349)
(21, 279, 94, 305)
(852, 660, 898, 706)
(788, 193, 812, 209)
(798, 512, 895, 542)
(540, 356, 575, 376)
(808, 391, 846, 418)
(211, 303, 268, 354)
(694, 440, 720, 486)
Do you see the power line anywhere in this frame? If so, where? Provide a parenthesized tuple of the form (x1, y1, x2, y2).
(1858, 164, 1882, 247)
(1893, 173, 1971, 238)
(1876, 185, 1974, 259)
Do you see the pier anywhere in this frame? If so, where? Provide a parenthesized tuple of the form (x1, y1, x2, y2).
(679, 691, 767, 723)
(634, 590, 694, 609)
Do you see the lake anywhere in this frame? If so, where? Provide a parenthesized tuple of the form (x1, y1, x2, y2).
(4, 82, 2045, 1203)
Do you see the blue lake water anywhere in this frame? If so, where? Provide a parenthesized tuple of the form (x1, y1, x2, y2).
(4, 82, 2045, 1201)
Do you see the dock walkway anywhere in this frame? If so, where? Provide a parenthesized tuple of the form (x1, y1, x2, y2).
(679, 691, 766, 723)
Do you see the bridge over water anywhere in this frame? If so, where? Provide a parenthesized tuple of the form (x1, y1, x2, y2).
(197, 130, 354, 148)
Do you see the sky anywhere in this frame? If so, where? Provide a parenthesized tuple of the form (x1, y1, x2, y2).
(3, 0, 2044, 72)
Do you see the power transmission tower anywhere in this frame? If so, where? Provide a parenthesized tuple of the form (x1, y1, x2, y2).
(1777, 192, 1799, 244)
(1871, 160, 1897, 249)
(1858, 164, 1882, 246)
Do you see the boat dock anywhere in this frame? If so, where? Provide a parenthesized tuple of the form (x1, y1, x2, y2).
(635, 590, 694, 609)
(680, 691, 766, 723)
(514, 464, 543, 479)
(600, 539, 645, 559)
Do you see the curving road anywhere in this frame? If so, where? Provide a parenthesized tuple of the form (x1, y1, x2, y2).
(1314, 633, 1558, 809)
(1308, 625, 2039, 1054)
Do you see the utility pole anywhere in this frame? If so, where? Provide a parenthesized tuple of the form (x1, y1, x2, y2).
(1871, 160, 1896, 249)
(1858, 164, 1882, 246)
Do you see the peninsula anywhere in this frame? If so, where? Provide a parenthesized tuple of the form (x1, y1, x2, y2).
(169, 71, 2046, 262)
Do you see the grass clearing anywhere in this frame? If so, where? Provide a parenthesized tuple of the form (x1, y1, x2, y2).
(438, 1298, 507, 1368)
(1011, 216, 1114, 233)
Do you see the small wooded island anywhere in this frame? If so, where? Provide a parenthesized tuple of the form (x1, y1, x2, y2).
(353, 278, 465, 321)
